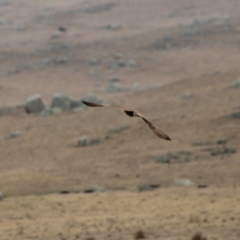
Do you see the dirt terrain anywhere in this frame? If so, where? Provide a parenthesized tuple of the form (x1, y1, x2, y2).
(0, 0, 240, 239)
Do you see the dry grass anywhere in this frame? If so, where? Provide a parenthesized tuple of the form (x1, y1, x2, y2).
(0, 188, 240, 240)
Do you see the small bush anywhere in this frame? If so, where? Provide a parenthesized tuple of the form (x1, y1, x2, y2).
(191, 232, 207, 240)
(134, 230, 146, 239)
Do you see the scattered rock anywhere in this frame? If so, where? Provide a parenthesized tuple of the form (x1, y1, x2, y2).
(174, 178, 195, 187)
(232, 79, 240, 88)
(43, 56, 70, 65)
(107, 83, 130, 92)
(210, 146, 236, 156)
(114, 52, 122, 59)
(155, 152, 171, 164)
(156, 151, 193, 164)
(77, 136, 90, 147)
(107, 125, 129, 135)
(89, 58, 101, 66)
(59, 190, 70, 194)
(106, 59, 136, 70)
(216, 138, 227, 144)
(192, 142, 211, 146)
(77, 136, 100, 147)
(106, 61, 118, 70)
(107, 77, 120, 83)
(9, 131, 21, 138)
(107, 83, 142, 93)
(34, 44, 70, 55)
(25, 94, 45, 114)
(126, 59, 136, 67)
(210, 149, 220, 156)
(118, 60, 135, 68)
(150, 15, 230, 51)
(104, 23, 122, 31)
(51, 107, 62, 114)
(137, 183, 160, 192)
(223, 146, 236, 154)
(83, 185, 105, 193)
(10, 55, 72, 75)
(181, 92, 193, 99)
(40, 106, 53, 117)
(82, 3, 115, 14)
(14, 24, 27, 31)
(58, 26, 67, 32)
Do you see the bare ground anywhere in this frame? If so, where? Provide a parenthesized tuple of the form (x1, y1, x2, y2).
(0, 0, 240, 239)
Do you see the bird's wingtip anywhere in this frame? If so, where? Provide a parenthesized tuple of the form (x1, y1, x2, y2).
(165, 136, 171, 141)
(82, 101, 92, 106)
(82, 101, 103, 107)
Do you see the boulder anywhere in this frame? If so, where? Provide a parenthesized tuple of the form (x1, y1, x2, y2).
(51, 93, 83, 111)
(40, 106, 53, 117)
(25, 94, 45, 113)
(81, 94, 102, 104)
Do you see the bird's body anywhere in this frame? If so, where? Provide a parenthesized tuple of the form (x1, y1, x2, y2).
(82, 101, 171, 141)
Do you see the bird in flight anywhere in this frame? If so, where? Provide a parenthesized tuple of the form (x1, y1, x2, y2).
(82, 101, 171, 141)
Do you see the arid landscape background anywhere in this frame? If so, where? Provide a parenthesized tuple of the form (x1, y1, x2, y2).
(0, 0, 240, 239)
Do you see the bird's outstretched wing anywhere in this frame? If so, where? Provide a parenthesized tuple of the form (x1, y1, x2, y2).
(82, 101, 171, 141)
(140, 117, 171, 140)
(82, 101, 131, 111)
